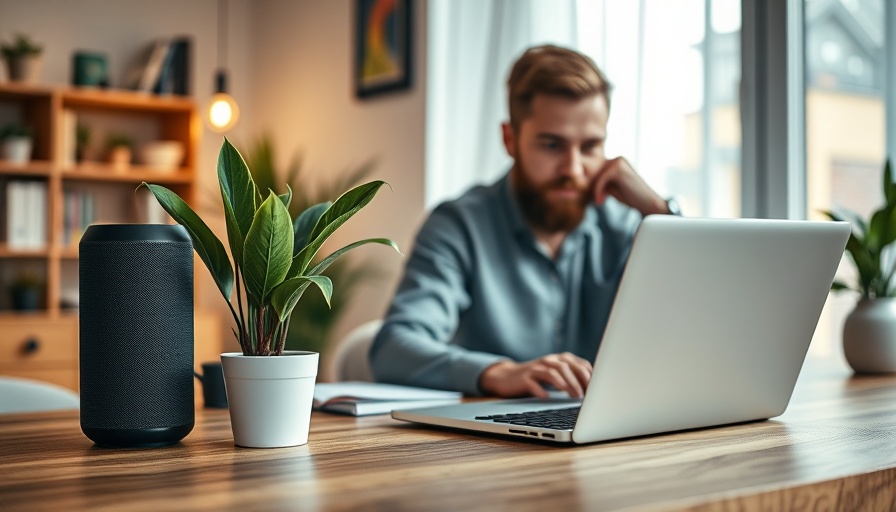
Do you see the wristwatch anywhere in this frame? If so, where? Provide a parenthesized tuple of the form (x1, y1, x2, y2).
(665, 197, 682, 216)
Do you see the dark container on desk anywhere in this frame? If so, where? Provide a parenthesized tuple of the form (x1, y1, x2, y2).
(79, 224, 194, 448)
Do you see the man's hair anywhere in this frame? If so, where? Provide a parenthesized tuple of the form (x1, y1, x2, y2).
(507, 45, 611, 130)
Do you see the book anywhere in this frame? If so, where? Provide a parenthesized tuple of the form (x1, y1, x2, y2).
(153, 36, 191, 95)
(313, 382, 462, 417)
(132, 37, 170, 92)
(60, 109, 77, 167)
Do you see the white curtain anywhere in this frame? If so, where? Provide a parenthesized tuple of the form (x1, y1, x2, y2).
(426, 1, 733, 216)
(425, 0, 583, 209)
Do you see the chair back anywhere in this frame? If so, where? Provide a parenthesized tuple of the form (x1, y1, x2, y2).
(0, 377, 79, 413)
(330, 320, 382, 382)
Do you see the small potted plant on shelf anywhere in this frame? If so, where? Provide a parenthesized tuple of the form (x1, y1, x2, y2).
(9, 271, 41, 311)
(823, 159, 896, 373)
(76, 123, 92, 163)
(142, 138, 400, 448)
(105, 133, 134, 171)
(0, 123, 33, 164)
(1, 33, 43, 83)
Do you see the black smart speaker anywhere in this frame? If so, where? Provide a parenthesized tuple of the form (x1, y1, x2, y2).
(79, 224, 195, 448)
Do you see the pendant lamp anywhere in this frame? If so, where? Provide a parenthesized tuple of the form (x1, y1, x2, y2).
(207, 0, 239, 132)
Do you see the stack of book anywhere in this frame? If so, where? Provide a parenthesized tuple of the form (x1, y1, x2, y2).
(5, 181, 47, 249)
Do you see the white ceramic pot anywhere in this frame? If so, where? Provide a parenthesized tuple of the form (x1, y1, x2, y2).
(2, 137, 33, 164)
(221, 351, 319, 448)
(843, 298, 896, 373)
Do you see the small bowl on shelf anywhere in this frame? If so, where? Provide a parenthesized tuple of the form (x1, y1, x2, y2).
(139, 141, 184, 173)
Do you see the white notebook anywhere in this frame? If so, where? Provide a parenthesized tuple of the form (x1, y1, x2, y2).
(313, 382, 462, 416)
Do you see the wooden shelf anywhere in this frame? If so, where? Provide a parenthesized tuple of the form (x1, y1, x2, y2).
(0, 245, 50, 258)
(0, 83, 54, 99)
(0, 310, 54, 320)
(61, 88, 194, 113)
(0, 160, 53, 176)
(62, 165, 193, 184)
(0, 84, 200, 391)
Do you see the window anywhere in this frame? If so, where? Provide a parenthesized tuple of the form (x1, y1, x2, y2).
(425, 0, 742, 218)
(805, 0, 886, 358)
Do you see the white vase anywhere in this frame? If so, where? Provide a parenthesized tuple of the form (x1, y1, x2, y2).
(2, 137, 33, 164)
(843, 298, 896, 373)
(221, 351, 319, 448)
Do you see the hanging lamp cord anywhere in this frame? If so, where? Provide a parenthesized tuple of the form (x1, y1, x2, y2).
(215, 0, 230, 92)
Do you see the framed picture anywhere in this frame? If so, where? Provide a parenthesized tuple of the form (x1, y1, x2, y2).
(355, 0, 412, 99)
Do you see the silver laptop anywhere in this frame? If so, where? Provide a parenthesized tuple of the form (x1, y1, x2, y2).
(392, 216, 850, 444)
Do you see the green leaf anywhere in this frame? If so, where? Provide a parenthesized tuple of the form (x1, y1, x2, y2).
(819, 209, 842, 222)
(141, 183, 234, 301)
(218, 137, 258, 266)
(882, 206, 896, 249)
(242, 191, 294, 304)
(291, 180, 389, 277)
(309, 238, 401, 276)
(821, 208, 867, 239)
(279, 183, 293, 210)
(293, 201, 330, 255)
(845, 233, 877, 295)
(270, 275, 333, 321)
(868, 208, 888, 252)
(309, 180, 386, 242)
(830, 281, 851, 291)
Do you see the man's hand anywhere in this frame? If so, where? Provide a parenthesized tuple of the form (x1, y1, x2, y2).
(479, 353, 593, 398)
(592, 157, 668, 216)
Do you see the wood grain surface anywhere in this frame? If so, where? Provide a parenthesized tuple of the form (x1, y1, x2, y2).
(1, 358, 896, 511)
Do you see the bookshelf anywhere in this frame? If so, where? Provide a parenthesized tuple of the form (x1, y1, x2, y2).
(0, 84, 219, 391)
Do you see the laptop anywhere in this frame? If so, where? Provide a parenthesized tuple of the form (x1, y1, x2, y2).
(392, 216, 850, 444)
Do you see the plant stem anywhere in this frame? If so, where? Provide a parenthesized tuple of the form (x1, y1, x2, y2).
(274, 315, 290, 355)
(255, 305, 266, 355)
(235, 264, 249, 354)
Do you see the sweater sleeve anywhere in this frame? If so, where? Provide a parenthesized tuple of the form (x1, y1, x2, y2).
(369, 205, 507, 395)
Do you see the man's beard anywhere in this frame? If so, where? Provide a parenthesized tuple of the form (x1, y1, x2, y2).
(512, 161, 590, 233)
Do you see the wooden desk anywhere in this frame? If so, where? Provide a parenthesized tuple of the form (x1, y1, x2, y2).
(2, 358, 896, 511)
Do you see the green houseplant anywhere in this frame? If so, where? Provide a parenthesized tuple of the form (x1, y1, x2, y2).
(823, 159, 896, 373)
(142, 138, 399, 447)
(105, 132, 134, 170)
(1, 33, 43, 83)
(242, 133, 381, 354)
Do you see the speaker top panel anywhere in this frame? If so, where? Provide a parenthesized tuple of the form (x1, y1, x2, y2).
(81, 224, 191, 244)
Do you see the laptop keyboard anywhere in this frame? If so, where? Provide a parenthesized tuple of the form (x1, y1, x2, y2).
(474, 406, 580, 431)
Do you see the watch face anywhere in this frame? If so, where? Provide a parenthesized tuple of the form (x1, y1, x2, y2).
(666, 198, 682, 216)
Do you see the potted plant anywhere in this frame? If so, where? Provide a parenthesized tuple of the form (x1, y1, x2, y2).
(1, 33, 43, 83)
(142, 138, 399, 447)
(105, 133, 134, 171)
(76, 123, 92, 163)
(242, 133, 382, 356)
(9, 271, 41, 311)
(823, 159, 896, 373)
(1, 124, 33, 164)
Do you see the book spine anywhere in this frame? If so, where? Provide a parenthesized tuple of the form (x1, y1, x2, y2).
(8, 181, 27, 249)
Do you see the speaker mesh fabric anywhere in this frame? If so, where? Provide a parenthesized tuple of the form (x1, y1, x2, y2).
(80, 239, 194, 430)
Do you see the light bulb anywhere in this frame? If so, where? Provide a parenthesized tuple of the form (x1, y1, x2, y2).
(207, 92, 240, 133)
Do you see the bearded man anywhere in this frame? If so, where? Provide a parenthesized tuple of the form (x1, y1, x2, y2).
(370, 45, 679, 397)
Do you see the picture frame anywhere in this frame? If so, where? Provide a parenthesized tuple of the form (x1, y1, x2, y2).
(354, 0, 412, 99)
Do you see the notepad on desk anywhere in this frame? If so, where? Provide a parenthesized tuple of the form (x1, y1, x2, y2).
(313, 382, 463, 416)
